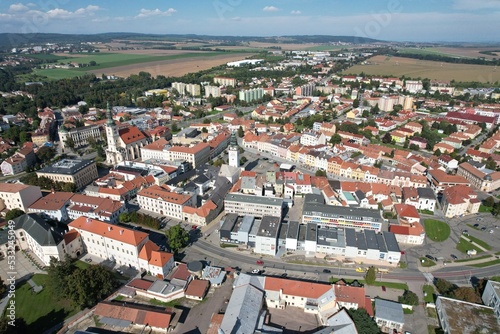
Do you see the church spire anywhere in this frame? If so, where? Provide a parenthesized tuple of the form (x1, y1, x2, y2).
(230, 131, 237, 147)
(106, 101, 114, 126)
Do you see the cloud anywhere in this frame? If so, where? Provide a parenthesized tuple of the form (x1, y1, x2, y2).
(291, 10, 302, 15)
(453, 0, 500, 10)
(263, 6, 279, 12)
(9, 3, 30, 12)
(45, 5, 101, 19)
(136, 8, 177, 18)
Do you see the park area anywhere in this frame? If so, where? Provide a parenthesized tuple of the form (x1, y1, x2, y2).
(12, 274, 79, 333)
(424, 219, 450, 242)
(346, 55, 500, 83)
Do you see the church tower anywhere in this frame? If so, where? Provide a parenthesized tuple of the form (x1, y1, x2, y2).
(105, 102, 123, 165)
(228, 131, 240, 168)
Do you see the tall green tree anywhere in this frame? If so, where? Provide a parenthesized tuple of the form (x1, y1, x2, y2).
(67, 265, 117, 308)
(347, 308, 380, 334)
(365, 266, 377, 285)
(237, 126, 244, 138)
(398, 290, 419, 306)
(165, 225, 189, 253)
(5, 209, 25, 221)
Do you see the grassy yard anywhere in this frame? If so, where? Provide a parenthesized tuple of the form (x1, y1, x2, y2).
(455, 255, 492, 263)
(420, 257, 437, 267)
(12, 274, 79, 333)
(467, 235, 492, 251)
(329, 278, 408, 290)
(419, 209, 434, 215)
(456, 237, 484, 254)
(423, 285, 435, 303)
(471, 259, 500, 268)
(479, 205, 491, 213)
(424, 219, 451, 242)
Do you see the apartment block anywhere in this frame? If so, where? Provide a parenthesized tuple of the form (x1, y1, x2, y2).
(224, 193, 284, 218)
(137, 185, 195, 220)
(0, 183, 42, 212)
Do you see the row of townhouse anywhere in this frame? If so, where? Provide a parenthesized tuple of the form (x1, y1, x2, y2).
(0, 143, 36, 176)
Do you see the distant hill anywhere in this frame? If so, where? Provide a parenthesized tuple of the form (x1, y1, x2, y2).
(0, 33, 382, 51)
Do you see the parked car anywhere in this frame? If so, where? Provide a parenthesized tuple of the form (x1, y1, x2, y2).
(323, 269, 332, 273)
(425, 255, 436, 261)
(355, 267, 365, 272)
(450, 254, 458, 260)
(280, 273, 288, 278)
(474, 223, 480, 227)
(462, 230, 469, 235)
(481, 227, 487, 231)
(256, 260, 264, 265)
(251, 269, 261, 274)
(381, 286, 386, 292)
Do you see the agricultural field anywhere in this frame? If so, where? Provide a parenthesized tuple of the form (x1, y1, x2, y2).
(346, 55, 500, 83)
(89, 52, 254, 78)
(30, 51, 253, 79)
(397, 46, 500, 60)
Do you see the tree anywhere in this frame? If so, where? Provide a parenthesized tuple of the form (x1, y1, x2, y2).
(0, 277, 6, 296)
(202, 127, 208, 133)
(451, 287, 482, 304)
(165, 225, 189, 253)
(67, 265, 117, 308)
(398, 290, 419, 306)
(485, 158, 497, 170)
(329, 134, 342, 145)
(64, 136, 75, 151)
(46, 255, 76, 299)
(237, 126, 244, 138)
(484, 196, 495, 208)
(240, 156, 248, 165)
(171, 122, 179, 133)
(315, 169, 327, 177)
(5, 209, 25, 221)
(435, 278, 456, 295)
(353, 99, 360, 108)
(35, 146, 56, 163)
(347, 308, 380, 334)
(365, 266, 377, 285)
(434, 149, 442, 157)
(382, 132, 392, 144)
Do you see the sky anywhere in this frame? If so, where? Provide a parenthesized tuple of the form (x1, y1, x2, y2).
(0, 0, 499, 42)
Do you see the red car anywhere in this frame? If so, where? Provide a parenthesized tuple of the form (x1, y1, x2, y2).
(256, 260, 264, 265)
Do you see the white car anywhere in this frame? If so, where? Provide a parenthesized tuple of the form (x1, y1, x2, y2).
(251, 269, 261, 274)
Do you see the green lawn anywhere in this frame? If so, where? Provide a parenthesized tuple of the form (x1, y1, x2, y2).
(420, 257, 437, 267)
(479, 205, 491, 213)
(329, 278, 408, 290)
(467, 235, 492, 251)
(424, 219, 451, 242)
(32, 68, 89, 80)
(455, 255, 492, 263)
(423, 285, 435, 303)
(419, 209, 434, 215)
(456, 237, 484, 254)
(12, 274, 78, 333)
(471, 259, 500, 268)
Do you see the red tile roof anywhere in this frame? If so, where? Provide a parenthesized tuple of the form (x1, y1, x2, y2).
(265, 277, 332, 299)
(69, 216, 148, 246)
(119, 126, 147, 144)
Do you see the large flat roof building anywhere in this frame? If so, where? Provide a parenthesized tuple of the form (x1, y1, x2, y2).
(36, 158, 98, 190)
(302, 202, 384, 232)
(224, 193, 283, 218)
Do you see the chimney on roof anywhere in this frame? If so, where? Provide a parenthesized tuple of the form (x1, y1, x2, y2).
(120, 230, 123, 235)
(108, 226, 112, 232)
(86, 218, 90, 223)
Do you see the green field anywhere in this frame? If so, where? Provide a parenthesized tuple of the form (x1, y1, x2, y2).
(32, 68, 90, 80)
(456, 237, 484, 254)
(466, 235, 492, 251)
(396, 47, 471, 58)
(424, 219, 451, 242)
(305, 45, 344, 51)
(12, 274, 78, 333)
(56, 51, 228, 71)
(423, 284, 435, 303)
(471, 259, 500, 268)
(420, 257, 437, 267)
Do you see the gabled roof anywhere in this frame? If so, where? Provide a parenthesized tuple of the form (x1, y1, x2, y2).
(265, 276, 332, 299)
(118, 126, 148, 144)
(12, 213, 64, 247)
(69, 216, 148, 246)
